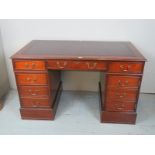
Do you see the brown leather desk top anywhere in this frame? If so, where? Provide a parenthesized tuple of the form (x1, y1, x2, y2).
(11, 40, 146, 61)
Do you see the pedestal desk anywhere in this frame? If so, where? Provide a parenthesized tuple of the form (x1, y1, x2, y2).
(11, 40, 146, 124)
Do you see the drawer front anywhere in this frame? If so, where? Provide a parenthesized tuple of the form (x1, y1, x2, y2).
(16, 73, 48, 85)
(14, 60, 46, 70)
(106, 88, 138, 102)
(107, 75, 141, 88)
(20, 98, 50, 108)
(18, 86, 49, 98)
(47, 60, 107, 71)
(108, 62, 143, 73)
(105, 101, 135, 112)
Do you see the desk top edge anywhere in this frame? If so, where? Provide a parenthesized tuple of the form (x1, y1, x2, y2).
(11, 40, 146, 61)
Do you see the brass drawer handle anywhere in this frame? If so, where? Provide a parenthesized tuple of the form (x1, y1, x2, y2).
(25, 63, 29, 68)
(74, 61, 80, 64)
(125, 80, 129, 86)
(25, 77, 37, 82)
(115, 92, 126, 98)
(32, 63, 36, 68)
(28, 89, 40, 92)
(32, 101, 39, 107)
(28, 89, 40, 95)
(118, 80, 121, 86)
(31, 93, 37, 96)
(26, 77, 30, 81)
(115, 103, 125, 107)
(86, 62, 97, 69)
(32, 104, 38, 107)
(33, 79, 37, 82)
(116, 107, 124, 110)
(117, 80, 129, 87)
(24, 63, 36, 69)
(57, 61, 67, 69)
(121, 104, 125, 108)
(120, 65, 131, 72)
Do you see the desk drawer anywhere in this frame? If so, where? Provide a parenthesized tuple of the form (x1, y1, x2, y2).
(107, 75, 141, 88)
(14, 60, 46, 71)
(106, 101, 135, 112)
(20, 98, 50, 108)
(108, 62, 143, 74)
(106, 88, 138, 102)
(47, 60, 107, 70)
(16, 73, 48, 85)
(18, 86, 49, 98)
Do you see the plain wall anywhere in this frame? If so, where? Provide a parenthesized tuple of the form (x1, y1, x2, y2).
(0, 19, 154, 93)
(0, 30, 10, 97)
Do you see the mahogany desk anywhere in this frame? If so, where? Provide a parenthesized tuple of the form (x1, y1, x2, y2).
(11, 40, 146, 124)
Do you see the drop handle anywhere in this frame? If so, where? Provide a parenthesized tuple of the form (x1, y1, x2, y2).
(31, 93, 37, 96)
(32, 104, 37, 107)
(75, 61, 80, 64)
(115, 92, 126, 98)
(115, 104, 125, 108)
(57, 61, 67, 69)
(125, 80, 129, 86)
(25, 63, 29, 68)
(117, 80, 129, 87)
(32, 63, 36, 68)
(118, 80, 121, 86)
(120, 65, 131, 72)
(86, 62, 97, 69)
(116, 107, 124, 110)
(28, 90, 37, 95)
(26, 77, 30, 81)
(28, 89, 40, 94)
(32, 102, 39, 107)
(25, 77, 37, 82)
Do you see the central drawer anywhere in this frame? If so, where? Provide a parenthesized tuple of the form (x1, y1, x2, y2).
(16, 73, 48, 85)
(47, 60, 107, 71)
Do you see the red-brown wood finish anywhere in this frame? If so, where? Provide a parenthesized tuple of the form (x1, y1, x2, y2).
(108, 62, 144, 74)
(18, 86, 49, 98)
(20, 98, 50, 108)
(106, 101, 136, 112)
(107, 75, 141, 88)
(11, 40, 146, 124)
(101, 111, 137, 124)
(20, 108, 54, 120)
(47, 60, 107, 71)
(106, 88, 138, 102)
(16, 73, 48, 85)
(14, 60, 46, 70)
